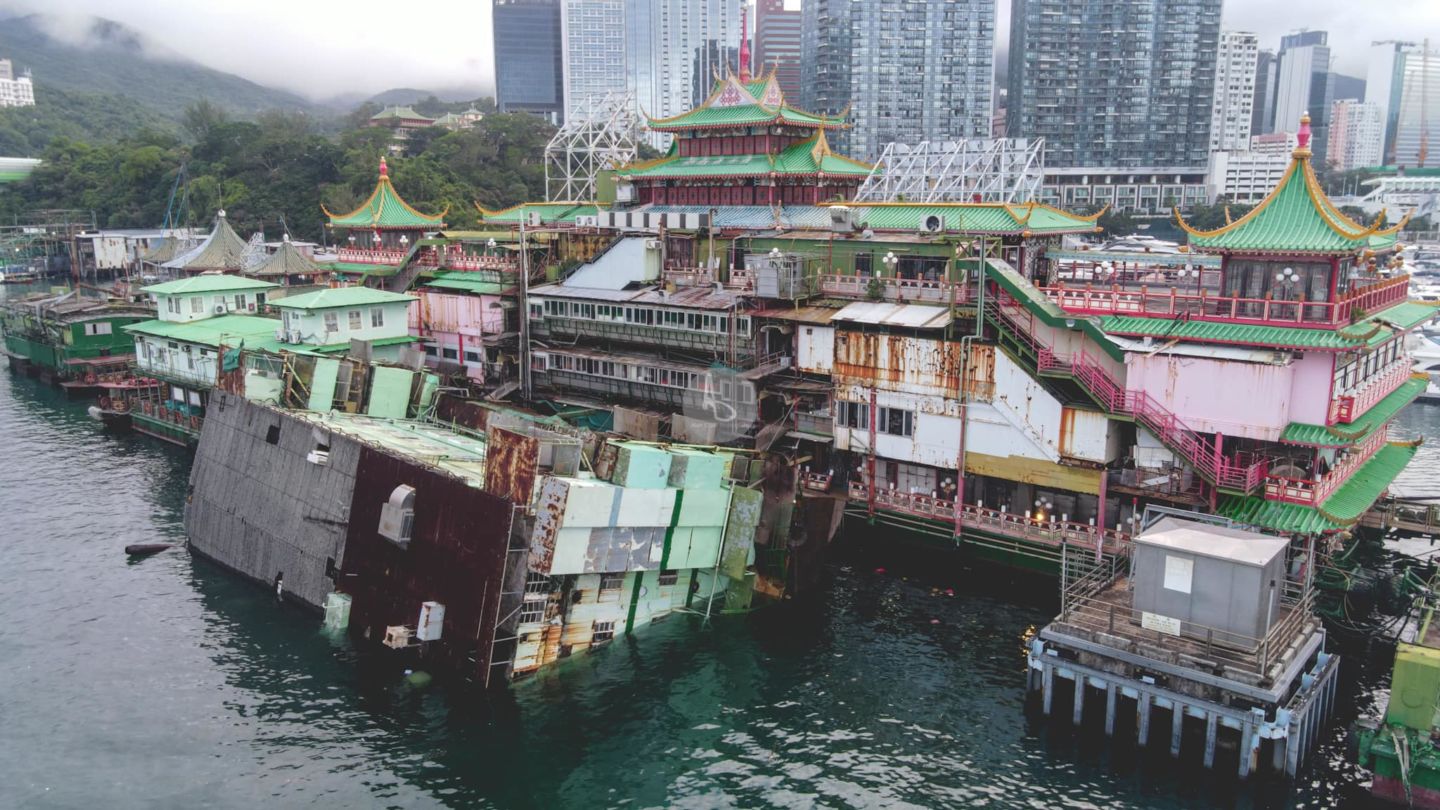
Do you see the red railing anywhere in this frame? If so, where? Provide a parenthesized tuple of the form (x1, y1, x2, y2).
(1039, 274, 1410, 328)
(819, 274, 971, 303)
(989, 295, 1267, 493)
(336, 247, 408, 265)
(801, 471, 832, 492)
(849, 481, 1130, 554)
(1264, 428, 1389, 505)
(1330, 361, 1414, 424)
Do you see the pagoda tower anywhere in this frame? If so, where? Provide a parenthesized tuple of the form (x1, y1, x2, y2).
(322, 157, 447, 255)
(613, 21, 872, 208)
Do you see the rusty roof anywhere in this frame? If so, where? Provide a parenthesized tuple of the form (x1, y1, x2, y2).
(752, 305, 843, 324)
(832, 302, 953, 329)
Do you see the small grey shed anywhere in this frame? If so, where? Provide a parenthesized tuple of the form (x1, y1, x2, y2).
(1131, 517, 1290, 645)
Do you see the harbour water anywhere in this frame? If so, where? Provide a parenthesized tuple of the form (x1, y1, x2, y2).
(1, 331, 1435, 808)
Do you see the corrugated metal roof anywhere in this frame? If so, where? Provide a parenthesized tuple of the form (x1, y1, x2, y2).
(1215, 495, 1340, 534)
(832, 301, 952, 329)
(143, 274, 278, 294)
(752, 305, 843, 324)
(1281, 377, 1426, 446)
(123, 314, 283, 350)
(272, 287, 415, 310)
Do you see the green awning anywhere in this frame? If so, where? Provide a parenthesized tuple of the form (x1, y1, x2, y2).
(424, 278, 510, 294)
(323, 262, 401, 277)
(1100, 315, 1379, 351)
(1217, 441, 1419, 532)
(1320, 442, 1420, 522)
(1281, 377, 1427, 446)
(1370, 300, 1440, 331)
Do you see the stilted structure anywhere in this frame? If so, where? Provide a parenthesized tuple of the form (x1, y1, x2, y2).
(1029, 515, 1339, 777)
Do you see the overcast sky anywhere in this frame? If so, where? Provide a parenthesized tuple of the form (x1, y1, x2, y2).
(1, 0, 1437, 101)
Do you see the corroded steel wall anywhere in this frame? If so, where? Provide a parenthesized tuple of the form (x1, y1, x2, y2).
(833, 331, 995, 400)
(341, 446, 515, 682)
(484, 427, 539, 505)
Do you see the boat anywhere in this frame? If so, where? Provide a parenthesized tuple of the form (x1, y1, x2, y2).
(87, 377, 161, 430)
(0, 266, 41, 284)
(1098, 234, 1182, 254)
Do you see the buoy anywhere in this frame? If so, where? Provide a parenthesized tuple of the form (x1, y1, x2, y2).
(124, 543, 173, 556)
(874, 567, 886, 575)
(930, 619, 941, 625)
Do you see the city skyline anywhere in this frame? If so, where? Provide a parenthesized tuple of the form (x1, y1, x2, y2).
(4, 0, 1437, 101)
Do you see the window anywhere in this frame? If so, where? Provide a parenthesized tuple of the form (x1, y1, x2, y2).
(265, 424, 281, 445)
(423, 345, 438, 357)
(464, 350, 482, 364)
(323, 313, 338, 333)
(441, 347, 458, 360)
(879, 407, 914, 437)
(282, 311, 293, 330)
(166, 297, 181, 315)
(658, 569, 679, 586)
(83, 322, 113, 336)
(837, 401, 869, 429)
(524, 571, 551, 595)
(855, 252, 873, 277)
(591, 620, 615, 643)
(371, 308, 385, 328)
(189, 296, 203, 314)
(518, 600, 545, 624)
(599, 572, 625, 591)
(348, 310, 362, 330)
(255, 293, 266, 307)
(233, 295, 245, 311)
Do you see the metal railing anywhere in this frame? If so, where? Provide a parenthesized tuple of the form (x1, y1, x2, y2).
(336, 247, 408, 265)
(1330, 361, 1414, 423)
(1264, 427, 1389, 505)
(849, 481, 1129, 555)
(1039, 274, 1410, 328)
(819, 274, 973, 303)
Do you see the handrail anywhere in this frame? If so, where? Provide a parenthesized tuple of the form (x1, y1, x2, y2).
(1039, 273, 1410, 328)
(1265, 427, 1389, 505)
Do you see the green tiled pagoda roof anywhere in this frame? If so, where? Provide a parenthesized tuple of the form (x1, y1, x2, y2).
(322, 262, 401, 277)
(848, 202, 1103, 235)
(1281, 376, 1427, 446)
(1218, 441, 1419, 531)
(617, 132, 872, 180)
(370, 106, 434, 123)
(1369, 300, 1440, 331)
(323, 158, 446, 230)
(475, 202, 599, 225)
(1177, 145, 1405, 255)
(1099, 299, 1431, 351)
(646, 73, 846, 132)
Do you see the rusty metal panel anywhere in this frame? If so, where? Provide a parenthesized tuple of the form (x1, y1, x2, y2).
(528, 477, 567, 573)
(832, 330, 971, 398)
(484, 426, 539, 505)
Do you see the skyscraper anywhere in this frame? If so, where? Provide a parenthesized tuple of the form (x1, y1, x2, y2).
(1211, 32, 1259, 152)
(1006, 0, 1221, 169)
(561, 0, 626, 118)
(1328, 99, 1384, 171)
(803, 0, 994, 160)
(1252, 49, 1278, 136)
(1367, 41, 1440, 167)
(1271, 31, 1331, 158)
(755, 0, 802, 102)
(559, 0, 738, 145)
(493, 0, 566, 122)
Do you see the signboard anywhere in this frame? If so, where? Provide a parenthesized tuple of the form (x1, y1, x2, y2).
(1163, 554, 1194, 593)
(1142, 611, 1182, 636)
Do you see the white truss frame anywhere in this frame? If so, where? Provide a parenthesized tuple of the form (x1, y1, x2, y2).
(855, 138, 1046, 204)
(545, 91, 642, 203)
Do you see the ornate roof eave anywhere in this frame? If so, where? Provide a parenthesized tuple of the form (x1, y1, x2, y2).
(323, 157, 446, 230)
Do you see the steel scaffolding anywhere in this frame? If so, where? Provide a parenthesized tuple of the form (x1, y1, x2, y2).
(544, 91, 642, 203)
(855, 138, 1045, 204)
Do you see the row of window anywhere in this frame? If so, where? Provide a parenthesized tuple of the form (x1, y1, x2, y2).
(533, 298, 750, 337)
(836, 402, 916, 437)
(317, 308, 386, 333)
(1336, 338, 1404, 391)
(165, 293, 262, 315)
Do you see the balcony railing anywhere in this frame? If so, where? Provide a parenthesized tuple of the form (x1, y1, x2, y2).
(848, 481, 1129, 555)
(795, 410, 833, 438)
(1330, 361, 1414, 424)
(661, 266, 756, 291)
(336, 247, 408, 265)
(414, 252, 518, 272)
(1264, 428, 1388, 506)
(819, 274, 972, 303)
(1040, 274, 1410, 328)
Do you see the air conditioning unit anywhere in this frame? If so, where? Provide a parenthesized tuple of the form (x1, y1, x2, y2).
(213, 303, 228, 315)
(287, 330, 303, 344)
(575, 215, 598, 228)
(829, 206, 853, 233)
(921, 214, 945, 233)
(378, 484, 416, 548)
(526, 211, 543, 227)
(275, 329, 287, 342)
(416, 601, 445, 642)
(382, 625, 413, 649)
(644, 238, 662, 250)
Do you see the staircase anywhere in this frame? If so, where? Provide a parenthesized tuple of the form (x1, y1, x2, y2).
(382, 243, 427, 293)
(986, 296, 1267, 494)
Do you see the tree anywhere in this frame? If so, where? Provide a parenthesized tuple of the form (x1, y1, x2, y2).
(182, 99, 230, 143)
